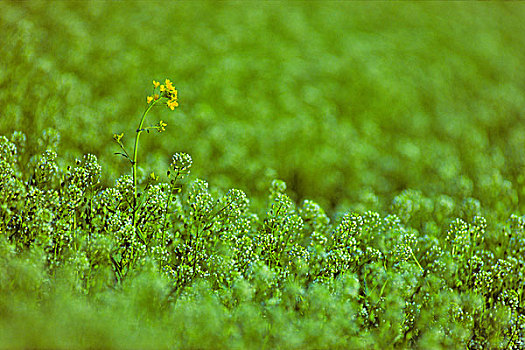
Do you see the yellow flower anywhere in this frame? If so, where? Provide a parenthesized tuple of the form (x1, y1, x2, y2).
(147, 96, 154, 104)
(165, 79, 175, 91)
(154, 94, 160, 100)
(167, 99, 179, 110)
(160, 85, 166, 92)
(153, 80, 160, 88)
(113, 133, 124, 142)
(158, 120, 167, 132)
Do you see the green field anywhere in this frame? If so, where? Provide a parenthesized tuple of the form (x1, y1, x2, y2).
(1, 2, 525, 349)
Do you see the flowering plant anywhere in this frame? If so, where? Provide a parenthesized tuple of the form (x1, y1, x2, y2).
(113, 79, 179, 232)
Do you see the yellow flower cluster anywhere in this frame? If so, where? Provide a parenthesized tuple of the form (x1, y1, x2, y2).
(149, 79, 179, 110)
(162, 79, 179, 110)
(157, 120, 167, 132)
(113, 133, 124, 143)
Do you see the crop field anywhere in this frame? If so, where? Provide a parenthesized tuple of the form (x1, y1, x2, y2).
(1, 1, 525, 349)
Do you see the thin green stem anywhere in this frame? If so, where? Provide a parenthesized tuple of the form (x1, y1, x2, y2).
(116, 140, 131, 159)
(132, 99, 159, 231)
(409, 246, 424, 273)
(161, 171, 180, 246)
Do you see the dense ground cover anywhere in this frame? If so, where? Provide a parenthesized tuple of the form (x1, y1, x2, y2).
(1, 2, 525, 349)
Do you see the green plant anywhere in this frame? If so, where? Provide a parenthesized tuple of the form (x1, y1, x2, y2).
(1, 2, 525, 348)
(112, 79, 179, 234)
(1, 133, 525, 348)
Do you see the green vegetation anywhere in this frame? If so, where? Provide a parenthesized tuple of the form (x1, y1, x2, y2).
(1, 2, 525, 349)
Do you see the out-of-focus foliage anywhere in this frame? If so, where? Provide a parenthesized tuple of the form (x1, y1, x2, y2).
(1, 2, 525, 213)
(1, 1, 525, 349)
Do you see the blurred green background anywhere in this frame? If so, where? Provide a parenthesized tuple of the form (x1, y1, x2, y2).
(1, 1, 525, 215)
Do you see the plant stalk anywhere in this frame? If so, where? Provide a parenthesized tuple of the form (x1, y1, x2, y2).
(132, 99, 158, 231)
